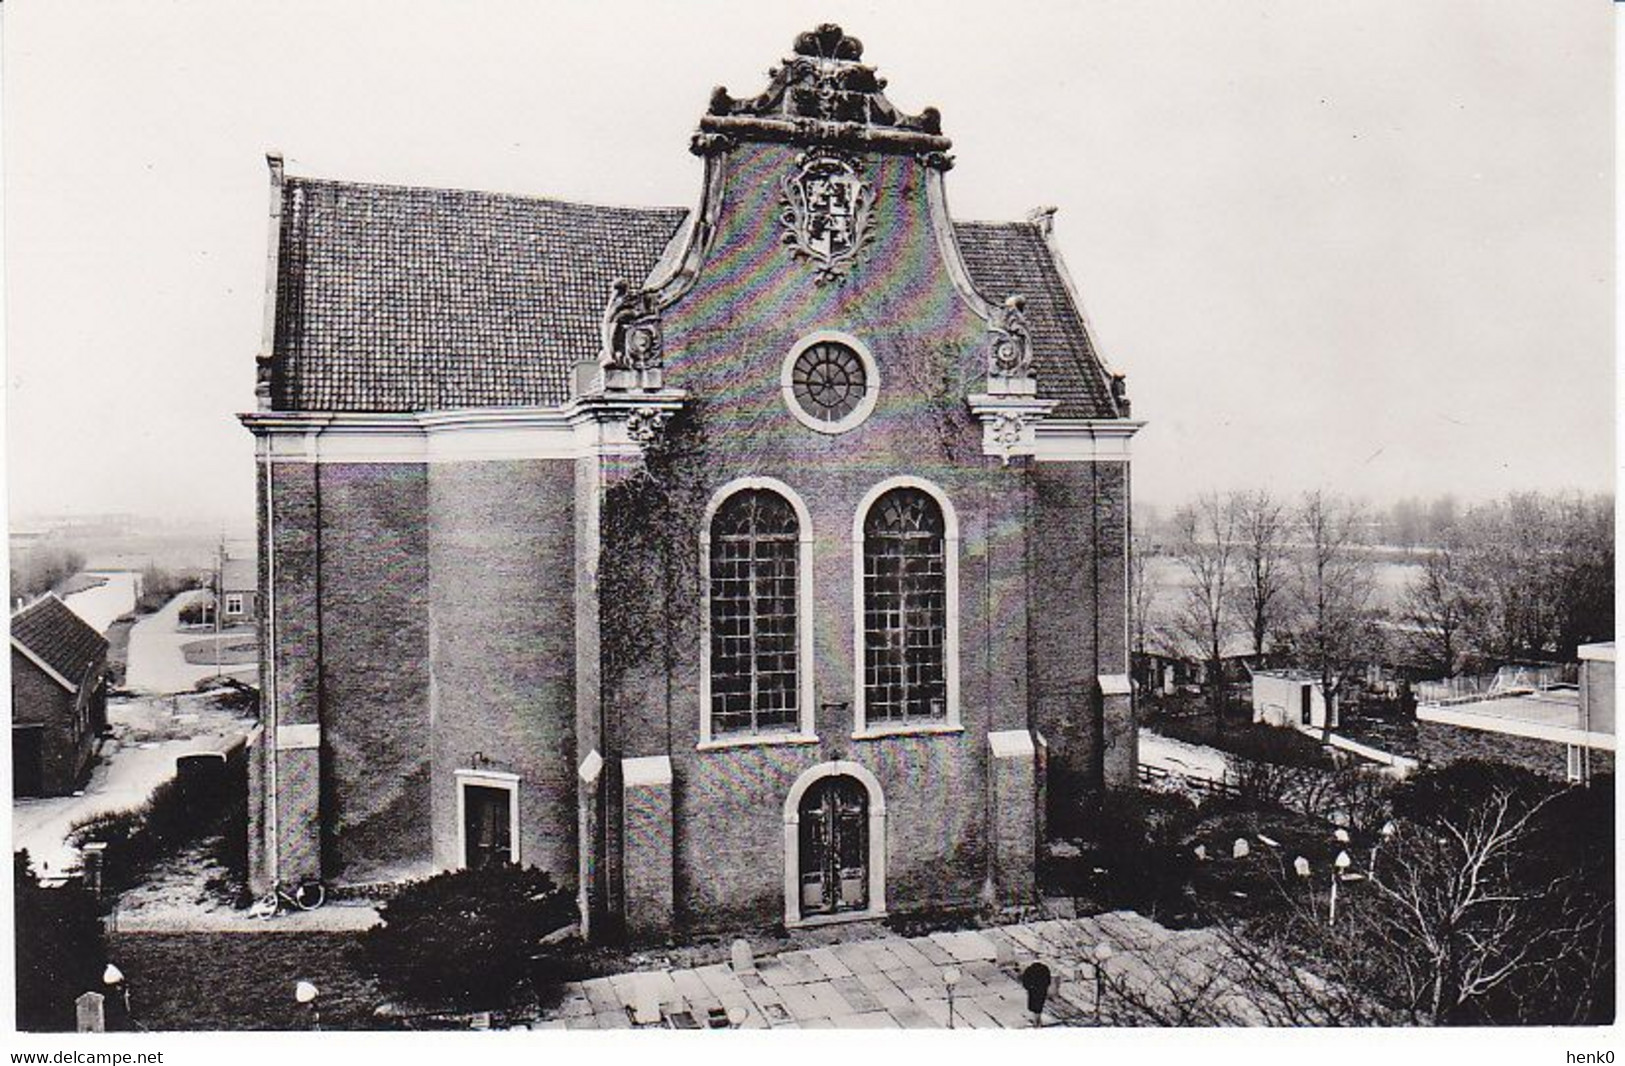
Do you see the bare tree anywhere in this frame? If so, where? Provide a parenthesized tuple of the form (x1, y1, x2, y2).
(1231, 489, 1292, 660)
(1450, 492, 1614, 665)
(1129, 526, 1157, 661)
(1403, 540, 1470, 678)
(1169, 494, 1241, 720)
(1363, 775, 1611, 1024)
(1292, 491, 1378, 731)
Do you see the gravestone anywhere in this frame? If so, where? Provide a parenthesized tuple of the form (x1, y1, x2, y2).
(1232, 838, 1249, 859)
(76, 991, 106, 1033)
(730, 938, 755, 973)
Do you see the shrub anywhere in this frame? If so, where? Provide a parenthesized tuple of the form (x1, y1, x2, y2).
(68, 751, 245, 895)
(136, 566, 206, 614)
(1093, 789, 1199, 919)
(14, 851, 107, 1031)
(359, 865, 576, 1010)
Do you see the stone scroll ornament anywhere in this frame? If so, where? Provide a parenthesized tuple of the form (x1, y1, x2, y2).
(779, 149, 876, 284)
(599, 279, 664, 388)
(988, 295, 1035, 384)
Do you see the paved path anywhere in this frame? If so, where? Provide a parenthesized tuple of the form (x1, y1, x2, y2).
(61, 570, 138, 634)
(1139, 727, 1230, 784)
(528, 911, 1253, 1029)
(125, 590, 255, 694)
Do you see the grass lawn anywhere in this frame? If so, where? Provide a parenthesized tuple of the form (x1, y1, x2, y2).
(109, 931, 387, 1031)
(179, 634, 258, 666)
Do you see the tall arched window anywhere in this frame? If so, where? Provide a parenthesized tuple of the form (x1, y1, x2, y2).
(709, 488, 801, 736)
(862, 487, 948, 724)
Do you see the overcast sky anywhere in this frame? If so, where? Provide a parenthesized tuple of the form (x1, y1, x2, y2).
(3, 0, 1614, 531)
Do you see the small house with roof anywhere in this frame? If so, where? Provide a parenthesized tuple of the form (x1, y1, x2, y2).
(11, 595, 109, 796)
(220, 554, 257, 625)
(241, 24, 1144, 940)
(1251, 668, 1339, 733)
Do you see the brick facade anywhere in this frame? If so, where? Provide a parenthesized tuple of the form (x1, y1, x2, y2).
(244, 25, 1141, 937)
(11, 650, 100, 796)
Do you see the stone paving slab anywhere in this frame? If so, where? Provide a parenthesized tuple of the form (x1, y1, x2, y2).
(807, 946, 853, 979)
(777, 983, 824, 1020)
(781, 951, 827, 984)
(869, 942, 910, 972)
(806, 982, 855, 1018)
(757, 960, 801, 988)
(671, 968, 714, 1009)
(911, 936, 957, 966)
(932, 929, 999, 962)
(536, 910, 1254, 1029)
(855, 970, 912, 1010)
(830, 941, 880, 974)
(831, 975, 881, 1013)
(886, 938, 934, 970)
(695, 963, 746, 1000)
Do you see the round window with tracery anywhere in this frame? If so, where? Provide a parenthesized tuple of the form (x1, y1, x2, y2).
(782, 333, 879, 434)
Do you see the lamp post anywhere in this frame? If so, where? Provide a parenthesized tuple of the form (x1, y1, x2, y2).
(1092, 941, 1114, 1016)
(1370, 820, 1396, 878)
(295, 980, 320, 1031)
(102, 963, 130, 1020)
(942, 967, 960, 1029)
(1330, 850, 1352, 925)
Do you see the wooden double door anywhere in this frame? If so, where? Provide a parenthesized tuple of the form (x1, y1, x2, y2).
(798, 776, 868, 918)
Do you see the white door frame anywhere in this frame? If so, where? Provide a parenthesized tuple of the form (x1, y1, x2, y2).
(782, 760, 886, 927)
(455, 768, 521, 868)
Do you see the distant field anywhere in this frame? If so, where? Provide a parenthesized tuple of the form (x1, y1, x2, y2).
(1144, 555, 1420, 612)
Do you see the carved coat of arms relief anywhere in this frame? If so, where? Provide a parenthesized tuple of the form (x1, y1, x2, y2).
(779, 150, 875, 283)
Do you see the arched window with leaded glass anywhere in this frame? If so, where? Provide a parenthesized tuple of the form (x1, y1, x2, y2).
(859, 484, 957, 729)
(705, 486, 805, 740)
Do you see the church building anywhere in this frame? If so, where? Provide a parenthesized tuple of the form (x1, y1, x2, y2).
(242, 24, 1141, 939)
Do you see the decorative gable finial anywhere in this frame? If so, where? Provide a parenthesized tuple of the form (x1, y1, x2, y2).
(987, 295, 1036, 394)
(693, 24, 952, 158)
(599, 278, 664, 391)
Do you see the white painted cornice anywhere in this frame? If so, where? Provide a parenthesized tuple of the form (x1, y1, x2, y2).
(240, 391, 687, 464)
(1030, 418, 1144, 462)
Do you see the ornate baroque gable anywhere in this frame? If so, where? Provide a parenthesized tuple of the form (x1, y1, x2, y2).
(691, 23, 953, 168)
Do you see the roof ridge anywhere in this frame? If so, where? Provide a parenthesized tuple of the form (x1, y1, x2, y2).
(954, 218, 1041, 229)
(11, 590, 65, 620)
(285, 174, 687, 218)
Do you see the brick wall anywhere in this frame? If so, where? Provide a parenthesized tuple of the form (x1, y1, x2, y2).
(316, 463, 432, 882)
(672, 736, 987, 932)
(428, 460, 578, 885)
(11, 651, 90, 796)
(1028, 460, 1133, 817)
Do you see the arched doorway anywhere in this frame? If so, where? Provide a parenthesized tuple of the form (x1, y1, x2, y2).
(798, 776, 868, 916)
(782, 760, 886, 926)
